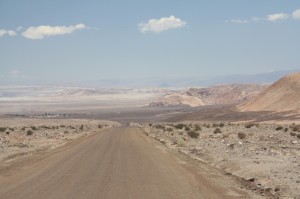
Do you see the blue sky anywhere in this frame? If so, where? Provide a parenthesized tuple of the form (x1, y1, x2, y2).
(0, 0, 300, 84)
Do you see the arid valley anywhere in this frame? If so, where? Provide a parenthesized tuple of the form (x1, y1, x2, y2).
(1, 1, 300, 198)
(0, 73, 300, 199)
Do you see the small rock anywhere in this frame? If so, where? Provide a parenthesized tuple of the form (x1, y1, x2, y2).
(159, 139, 166, 145)
(292, 140, 298, 144)
(224, 171, 232, 175)
(229, 143, 235, 149)
(265, 187, 272, 192)
(274, 187, 280, 192)
(247, 177, 255, 182)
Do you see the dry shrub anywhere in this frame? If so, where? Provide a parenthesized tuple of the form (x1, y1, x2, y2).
(26, 130, 34, 136)
(0, 127, 7, 132)
(245, 123, 255, 129)
(174, 124, 186, 129)
(213, 128, 222, 134)
(194, 124, 202, 131)
(187, 131, 199, 138)
(238, 132, 246, 139)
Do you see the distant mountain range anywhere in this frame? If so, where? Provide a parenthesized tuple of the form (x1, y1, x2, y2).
(189, 69, 300, 86)
(1, 69, 299, 88)
(66, 69, 300, 88)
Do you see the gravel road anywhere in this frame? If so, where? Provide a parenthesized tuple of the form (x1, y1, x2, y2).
(0, 127, 259, 199)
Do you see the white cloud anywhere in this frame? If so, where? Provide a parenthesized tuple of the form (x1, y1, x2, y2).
(0, 29, 17, 37)
(227, 10, 300, 24)
(22, 23, 86, 39)
(292, 9, 300, 19)
(138, 16, 186, 33)
(267, 13, 289, 22)
(227, 19, 249, 24)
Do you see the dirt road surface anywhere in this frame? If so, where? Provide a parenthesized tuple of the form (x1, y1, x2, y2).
(0, 127, 260, 199)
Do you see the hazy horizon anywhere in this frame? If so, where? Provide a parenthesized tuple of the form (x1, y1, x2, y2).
(0, 69, 299, 88)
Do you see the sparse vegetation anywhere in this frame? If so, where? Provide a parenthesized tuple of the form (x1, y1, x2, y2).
(238, 132, 246, 139)
(165, 127, 173, 132)
(69, 126, 76, 129)
(0, 127, 7, 132)
(177, 139, 185, 147)
(275, 126, 283, 131)
(155, 124, 165, 130)
(245, 123, 255, 129)
(284, 128, 289, 132)
(213, 128, 222, 134)
(219, 123, 225, 127)
(80, 125, 84, 130)
(174, 124, 186, 129)
(290, 132, 296, 136)
(194, 124, 202, 131)
(41, 125, 51, 129)
(184, 126, 190, 131)
(292, 125, 300, 132)
(98, 124, 103, 129)
(26, 130, 34, 136)
(31, 126, 37, 130)
(187, 131, 199, 138)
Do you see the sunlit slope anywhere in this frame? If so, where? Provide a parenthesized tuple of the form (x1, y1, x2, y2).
(239, 73, 300, 112)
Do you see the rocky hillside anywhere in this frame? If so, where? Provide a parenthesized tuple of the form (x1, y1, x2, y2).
(149, 94, 204, 107)
(185, 84, 267, 105)
(239, 73, 300, 112)
(150, 84, 267, 107)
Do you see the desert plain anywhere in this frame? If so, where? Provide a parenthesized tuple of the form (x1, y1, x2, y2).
(0, 73, 300, 199)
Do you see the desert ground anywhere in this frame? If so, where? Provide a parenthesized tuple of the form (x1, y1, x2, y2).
(0, 73, 300, 199)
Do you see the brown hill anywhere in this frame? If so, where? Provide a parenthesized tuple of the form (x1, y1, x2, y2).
(149, 84, 267, 107)
(149, 94, 204, 107)
(239, 73, 300, 112)
(186, 84, 267, 105)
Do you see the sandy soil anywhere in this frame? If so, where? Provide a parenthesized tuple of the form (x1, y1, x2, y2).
(137, 122, 300, 199)
(0, 118, 119, 169)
